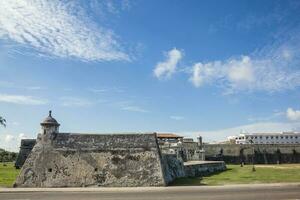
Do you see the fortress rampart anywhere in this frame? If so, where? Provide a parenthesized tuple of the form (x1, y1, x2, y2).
(15, 133, 167, 187)
(204, 143, 300, 164)
(14, 111, 226, 187)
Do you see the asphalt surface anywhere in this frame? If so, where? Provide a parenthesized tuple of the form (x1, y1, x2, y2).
(1, 183, 300, 200)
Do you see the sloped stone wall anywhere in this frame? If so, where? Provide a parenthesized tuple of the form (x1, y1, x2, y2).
(15, 133, 166, 187)
(161, 154, 185, 184)
(15, 139, 36, 169)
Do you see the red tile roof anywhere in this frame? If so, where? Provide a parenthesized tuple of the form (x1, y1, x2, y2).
(157, 133, 183, 138)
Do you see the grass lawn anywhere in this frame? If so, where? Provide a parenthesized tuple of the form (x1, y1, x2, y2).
(171, 164, 300, 186)
(0, 162, 20, 188)
(1, 163, 300, 187)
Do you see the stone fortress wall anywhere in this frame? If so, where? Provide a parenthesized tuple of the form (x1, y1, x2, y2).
(15, 139, 36, 169)
(160, 142, 204, 162)
(15, 135, 226, 187)
(15, 111, 226, 187)
(159, 135, 205, 162)
(204, 143, 300, 164)
(15, 133, 168, 187)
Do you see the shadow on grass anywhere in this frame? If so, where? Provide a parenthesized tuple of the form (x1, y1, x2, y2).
(169, 168, 232, 186)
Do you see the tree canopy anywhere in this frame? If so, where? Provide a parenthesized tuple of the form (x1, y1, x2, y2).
(0, 116, 6, 127)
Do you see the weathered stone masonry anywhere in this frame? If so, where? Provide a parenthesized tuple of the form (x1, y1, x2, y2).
(15, 139, 36, 169)
(205, 143, 300, 164)
(15, 111, 167, 187)
(15, 111, 226, 187)
(15, 133, 166, 187)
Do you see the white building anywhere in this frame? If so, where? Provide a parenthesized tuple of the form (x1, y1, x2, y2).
(229, 132, 300, 144)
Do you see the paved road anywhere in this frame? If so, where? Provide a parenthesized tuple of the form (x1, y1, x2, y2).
(1, 184, 300, 200)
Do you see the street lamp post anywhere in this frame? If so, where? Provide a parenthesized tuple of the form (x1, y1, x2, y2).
(249, 139, 256, 172)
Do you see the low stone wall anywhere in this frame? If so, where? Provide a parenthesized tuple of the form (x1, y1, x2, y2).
(161, 155, 226, 183)
(184, 161, 226, 177)
(205, 144, 300, 164)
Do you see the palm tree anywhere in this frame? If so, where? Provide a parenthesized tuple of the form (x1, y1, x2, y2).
(0, 116, 6, 127)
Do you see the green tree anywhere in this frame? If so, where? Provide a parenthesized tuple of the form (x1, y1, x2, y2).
(0, 116, 6, 127)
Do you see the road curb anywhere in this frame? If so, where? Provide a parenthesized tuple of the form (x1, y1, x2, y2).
(1, 182, 300, 193)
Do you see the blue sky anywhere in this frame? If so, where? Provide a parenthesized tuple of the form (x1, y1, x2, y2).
(1, 0, 300, 151)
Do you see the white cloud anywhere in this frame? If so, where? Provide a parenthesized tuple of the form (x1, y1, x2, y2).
(227, 56, 254, 83)
(114, 100, 149, 113)
(170, 115, 185, 120)
(281, 49, 293, 61)
(7, 121, 20, 127)
(0, 81, 43, 90)
(189, 63, 203, 87)
(189, 56, 254, 91)
(154, 48, 182, 79)
(247, 111, 284, 122)
(25, 86, 42, 90)
(1, 133, 28, 151)
(89, 0, 131, 16)
(0, 94, 47, 105)
(88, 88, 109, 93)
(189, 51, 300, 94)
(88, 87, 125, 94)
(286, 108, 300, 121)
(187, 27, 300, 94)
(18, 133, 27, 140)
(121, 106, 149, 113)
(60, 97, 93, 107)
(182, 122, 300, 143)
(4, 134, 14, 142)
(189, 61, 222, 88)
(0, 0, 129, 62)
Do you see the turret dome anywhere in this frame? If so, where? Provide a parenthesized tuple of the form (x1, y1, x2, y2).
(40, 111, 60, 126)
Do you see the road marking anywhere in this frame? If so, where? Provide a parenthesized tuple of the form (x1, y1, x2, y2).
(8, 199, 31, 200)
